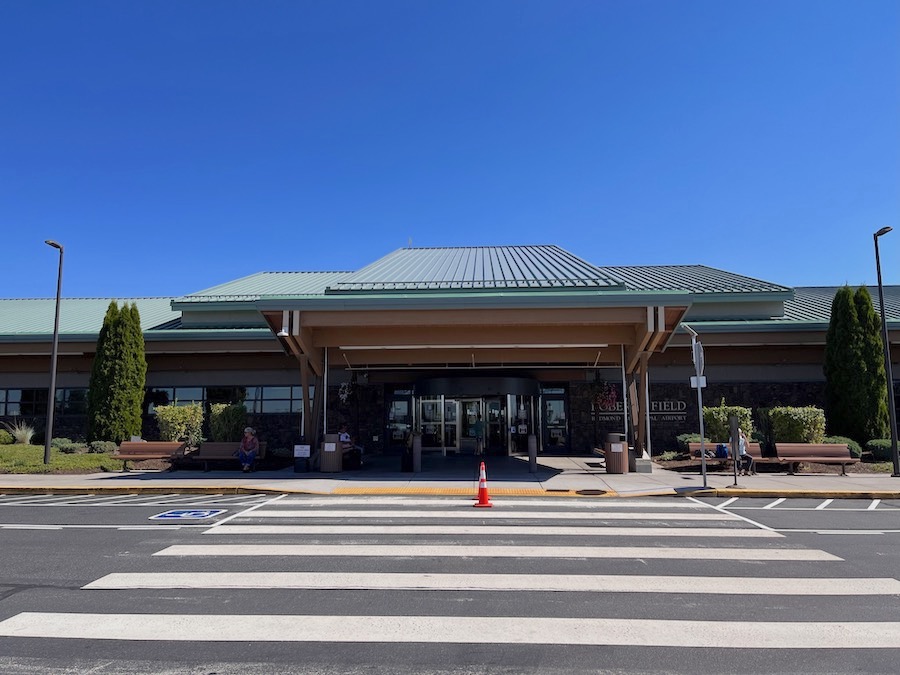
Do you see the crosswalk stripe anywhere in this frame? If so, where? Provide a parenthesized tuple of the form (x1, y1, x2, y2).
(84, 572, 896, 594)
(156, 543, 832, 560)
(247, 509, 738, 521)
(204, 524, 780, 537)
(2, 613, 897, 648)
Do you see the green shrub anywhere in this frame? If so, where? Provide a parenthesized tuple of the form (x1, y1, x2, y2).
(0, 429, 13, 445)
(89, 441, 118, 454)
(702, 400, 753, 441)
(50, 437, 73, 448)
(1, 420, 36, 445)
(770, 406, 826, 443)
(823, 435, 862, 459)
(675, 433, 709, 452)
(657, 450, 680, 461)
(209, 403, 247, 442)
(56, 442, 88, 454)
(155, 402, 204, 446)
(866, 439, 895, 462)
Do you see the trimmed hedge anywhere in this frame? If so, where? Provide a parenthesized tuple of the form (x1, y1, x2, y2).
(209, 403, 247, 442)
(0, 429, 11, 445)
(702, 400, 753, 441)
(155, 402, 204, 446)
(866, 439, 896, 462)
(770, 406, 826, 443)
(823, 435, 862, 459)
(675, 433, 710, 453)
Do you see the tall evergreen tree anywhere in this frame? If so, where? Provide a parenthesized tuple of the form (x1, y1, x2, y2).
(823, 286, 868, 442)
(854, 286, 890, 441)
(87, 302, 147, 442)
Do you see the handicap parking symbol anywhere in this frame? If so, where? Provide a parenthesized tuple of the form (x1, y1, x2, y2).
(149, 509, 226, 521)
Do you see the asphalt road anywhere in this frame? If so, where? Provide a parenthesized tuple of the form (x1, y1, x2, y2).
(0, 493, 898, 674)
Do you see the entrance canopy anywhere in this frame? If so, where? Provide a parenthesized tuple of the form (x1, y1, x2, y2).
(256, 246, 691, 376)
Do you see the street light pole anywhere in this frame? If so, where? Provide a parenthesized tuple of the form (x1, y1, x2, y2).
(682, 323, 708, 488)
(43, 240, 64, 465)
(874, 227, 899, 477)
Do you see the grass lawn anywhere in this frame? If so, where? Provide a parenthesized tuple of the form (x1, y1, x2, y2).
(0, 445, 124, 474)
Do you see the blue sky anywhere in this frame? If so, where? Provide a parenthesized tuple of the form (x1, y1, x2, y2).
(2, 0, 898, 298)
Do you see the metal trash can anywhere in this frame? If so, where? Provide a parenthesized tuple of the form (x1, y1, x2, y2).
(605, 432, 628, 474)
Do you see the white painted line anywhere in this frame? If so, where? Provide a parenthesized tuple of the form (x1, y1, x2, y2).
(248, 509, 738, 521)
(149, 494, 224, 505)
(717, 497, 738, 508)
(0, 495, 61, 504)
(205, 493, 287, 529)
(276, 498, 707, 508)
(868, 499, 881, 511)
(156, 543, 839, 561)
(815, 499, 834, 510)
(0, 523, 209, 530)
(2, 613, 897, 648)
(687, 496, 776, 532)
(203, 524, 781, 538)
(726, 507, 880, 512)
(0, 524, 63, 530)
(86, 572, 894, 594)
(762, 498, 786, 509)
(113, 494, 183, 506)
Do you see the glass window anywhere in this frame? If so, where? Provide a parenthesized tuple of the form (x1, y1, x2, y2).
(7, 390, 22, 403)
(262, 399, 291, 414)
(174, 387, 204, 403)
(264, 386, 291, 399)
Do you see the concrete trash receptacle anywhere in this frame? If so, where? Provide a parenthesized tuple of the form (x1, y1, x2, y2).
(605, 432, 628, 474)
(320, 433, 342, 473)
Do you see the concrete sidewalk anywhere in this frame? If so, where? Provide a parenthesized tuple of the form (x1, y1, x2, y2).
(0, 454, 898, 499)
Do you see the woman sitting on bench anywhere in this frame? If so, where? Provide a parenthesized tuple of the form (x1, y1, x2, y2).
(236, 427, 260, 472)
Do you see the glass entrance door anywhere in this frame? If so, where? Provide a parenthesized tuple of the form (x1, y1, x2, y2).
(542, 390, 569, 452)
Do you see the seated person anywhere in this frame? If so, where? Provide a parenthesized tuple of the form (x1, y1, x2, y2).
(236, 426, 260, 472)
(338, 424, 363, 469)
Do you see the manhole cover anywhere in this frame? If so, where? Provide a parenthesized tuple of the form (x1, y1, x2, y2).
(576, 489, 608, 496)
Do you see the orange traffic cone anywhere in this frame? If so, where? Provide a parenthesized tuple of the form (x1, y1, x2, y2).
(474, 461, 493, 508)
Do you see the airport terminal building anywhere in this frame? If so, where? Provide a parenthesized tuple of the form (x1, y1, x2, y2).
(1, 245, 898, 457)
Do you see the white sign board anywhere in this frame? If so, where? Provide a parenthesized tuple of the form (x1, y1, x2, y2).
(324, 442, 337, 453)
(690, 376, 707, 389)
(610, 443, 624, 453)
(293, 444, 311, 458)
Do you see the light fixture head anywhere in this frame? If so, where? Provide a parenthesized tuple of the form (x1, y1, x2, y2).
(875, 226, 893, 238)
(45, 239, 63, 250)
(276, 328, 289, 338)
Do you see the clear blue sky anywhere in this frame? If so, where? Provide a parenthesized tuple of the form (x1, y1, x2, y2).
(2, 0, 898, 298)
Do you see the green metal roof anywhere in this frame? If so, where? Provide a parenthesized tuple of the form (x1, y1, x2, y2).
(0, 298, 178, 338)
(328, 245, 623, 291)
(598, 265, 792, 295)
(176, 271, 352, 303)
(782, 286, 900, 324)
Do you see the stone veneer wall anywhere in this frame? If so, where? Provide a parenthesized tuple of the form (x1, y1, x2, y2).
(567, 379, 829, 455)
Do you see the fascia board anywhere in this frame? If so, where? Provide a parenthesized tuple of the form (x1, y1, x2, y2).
(253, 291, 693, 312)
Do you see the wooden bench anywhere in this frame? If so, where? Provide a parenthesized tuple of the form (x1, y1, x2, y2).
(774, 443, 859, 475)
(111, 441, 187, 471)
(179, 441, 268, 472)
(687, 442, 771, 473)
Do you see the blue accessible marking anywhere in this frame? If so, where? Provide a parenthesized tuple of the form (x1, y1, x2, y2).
(149, 509, 226, 521)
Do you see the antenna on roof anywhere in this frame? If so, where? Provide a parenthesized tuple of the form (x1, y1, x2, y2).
(408, 237, 412, 248)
